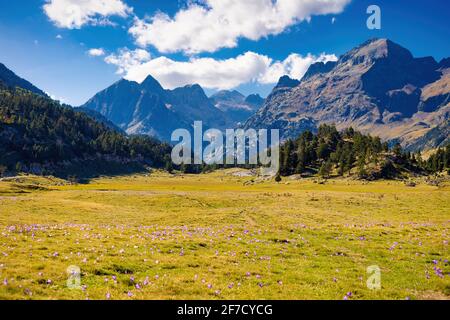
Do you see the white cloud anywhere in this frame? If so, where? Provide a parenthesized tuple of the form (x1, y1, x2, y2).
(56, 34, 63, 39)
(259, 53, 337, 84)
(87, 48, 106, 57)
(105, 48, 337, 90)
(129, 0, 351, 54)
(43, 0, 132, 29)
(104, 48, 151, 74)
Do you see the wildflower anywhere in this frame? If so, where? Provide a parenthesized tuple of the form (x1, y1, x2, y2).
(47, 279, 52, 285)
(207, 284, 213, 289)
(127, 291, 133, 297)
(106, 292, 111, 300)
(343, 292, 352, 300)
(433, 266, 444, 278)
(3, 278, 8, 286)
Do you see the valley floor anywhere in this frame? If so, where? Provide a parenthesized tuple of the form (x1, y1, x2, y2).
(0, 170, 449, 300)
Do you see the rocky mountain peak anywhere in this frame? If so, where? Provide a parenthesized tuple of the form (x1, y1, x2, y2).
(244, 39, 449, 151)
(302, 61, 337, 80)
(141, 75, 164, 93)
(244, 94, 264, 108)
(276, 75, 300, 89)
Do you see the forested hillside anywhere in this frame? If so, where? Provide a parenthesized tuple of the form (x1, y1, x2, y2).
(0, 81, 171, 178)
(279, 124, 450, 180)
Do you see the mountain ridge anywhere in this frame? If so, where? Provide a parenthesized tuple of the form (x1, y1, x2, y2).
(81, 76, 265, 141)
(244, 38, 449, 151)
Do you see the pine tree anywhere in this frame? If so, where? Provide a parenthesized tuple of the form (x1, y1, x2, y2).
(319, 160, 332, 178)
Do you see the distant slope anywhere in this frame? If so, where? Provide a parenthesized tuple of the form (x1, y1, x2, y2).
(244, 39, 449, 151)
(0, 63, 48, 97)
(210, 90, 264, 124)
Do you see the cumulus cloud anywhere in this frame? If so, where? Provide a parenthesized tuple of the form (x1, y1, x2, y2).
(105, 48, 337, 90)
(104, 48, 151, 74)
(43, 0, 132, 29)
(129, 0, 351, 54)
(87, 48, 106, 57)
(259, 53, 337, 84)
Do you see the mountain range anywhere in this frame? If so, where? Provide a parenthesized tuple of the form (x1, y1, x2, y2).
(244, 39, 449, 151)
(80, 77, 264, 141)
(1, 38, 449, 152)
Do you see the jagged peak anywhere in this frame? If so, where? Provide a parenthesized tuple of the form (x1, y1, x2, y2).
(276, 75, 300, 88)
(140, 74, 164, 92)
(303, 61, 337, 80)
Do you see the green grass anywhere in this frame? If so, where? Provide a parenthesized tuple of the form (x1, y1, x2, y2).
(0, 170, 448, 300)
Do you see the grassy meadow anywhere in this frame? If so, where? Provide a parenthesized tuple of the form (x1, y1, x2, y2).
(0, 170, 448, 300)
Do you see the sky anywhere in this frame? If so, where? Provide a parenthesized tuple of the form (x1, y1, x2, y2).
(0, 0, 448, 106)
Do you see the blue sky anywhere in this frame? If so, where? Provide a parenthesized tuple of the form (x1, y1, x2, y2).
(0, 0, 448, 106)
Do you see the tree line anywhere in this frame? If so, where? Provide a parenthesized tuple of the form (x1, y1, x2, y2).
(278, 124, 450, 179)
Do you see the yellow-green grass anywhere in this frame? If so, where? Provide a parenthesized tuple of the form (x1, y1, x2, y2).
(0, 170, 448, 300)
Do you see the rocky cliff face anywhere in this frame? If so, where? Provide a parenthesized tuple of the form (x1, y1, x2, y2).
(244, 39, 449, 150)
